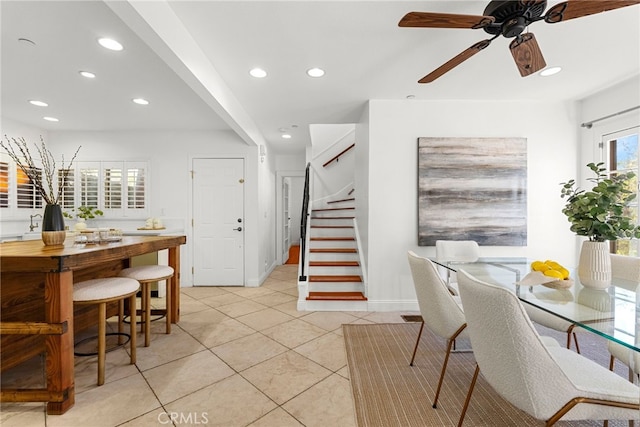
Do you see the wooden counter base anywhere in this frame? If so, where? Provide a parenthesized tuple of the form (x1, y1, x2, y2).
(0, 235, 186, 414)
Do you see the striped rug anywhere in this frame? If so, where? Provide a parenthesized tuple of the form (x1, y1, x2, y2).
(343, 322, 637, 427)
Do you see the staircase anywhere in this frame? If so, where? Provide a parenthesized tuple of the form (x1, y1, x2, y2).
(305, 198, 367, 310)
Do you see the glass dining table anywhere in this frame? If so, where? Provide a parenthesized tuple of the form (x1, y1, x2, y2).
(433, 257, 639, 354)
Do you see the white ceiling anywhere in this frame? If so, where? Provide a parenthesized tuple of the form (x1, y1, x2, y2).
(2, 1, 639, 154)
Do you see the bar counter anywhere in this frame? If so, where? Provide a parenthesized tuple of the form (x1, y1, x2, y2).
(0, 235, 186, 414)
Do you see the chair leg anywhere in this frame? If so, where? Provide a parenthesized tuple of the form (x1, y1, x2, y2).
(97, 302, 106, 386)
(457, 364, 480, 427)
(409, 322, 425, 366)
(118, 299, 124, 345)
(165, 279, 172, 334)
(143, 282, 151, 347)
(433, 338, 455, 408)
(609, 355, 616, 371)
(129, 293, 137, 364)
(573, 333, 580, 354)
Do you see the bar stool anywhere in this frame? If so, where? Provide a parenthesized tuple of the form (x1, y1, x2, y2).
(73, 277, 139, 386)
(119, 265, 174, 347)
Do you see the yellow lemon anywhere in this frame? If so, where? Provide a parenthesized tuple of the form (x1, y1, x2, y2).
(531, 261, 549, 272)
(544, 260, 562, 270)
(543, 269, 564, 280)
(557, 266, 570, 279)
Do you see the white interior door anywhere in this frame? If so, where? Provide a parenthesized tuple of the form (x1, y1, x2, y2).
(192, 158, 244, 286)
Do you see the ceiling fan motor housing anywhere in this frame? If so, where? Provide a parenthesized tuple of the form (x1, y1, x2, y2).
(483, 0, 547, 37)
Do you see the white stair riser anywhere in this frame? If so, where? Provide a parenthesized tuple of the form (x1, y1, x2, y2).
(309, 252, 360, 262)
(309, 266, 360, 275)
(310, 228, 355, 238)
(304, 300, 368, 311)
(308, 282, 363, 292)
(309, 240, 356, 249)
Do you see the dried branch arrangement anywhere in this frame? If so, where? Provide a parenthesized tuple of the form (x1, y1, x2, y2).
(0, 135, 81, 205)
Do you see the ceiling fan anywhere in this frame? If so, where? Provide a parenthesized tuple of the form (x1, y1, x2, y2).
(399, 0, 640, 83)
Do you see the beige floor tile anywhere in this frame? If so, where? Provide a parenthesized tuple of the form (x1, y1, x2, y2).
(118, 408, 173, 426)
(184, 316, 257, 348)
(301, 311, 360, 332)
(74, 346, 139, 394)
(143, 349, 235, 404)
(261, 278, 298, 291)
(294, 332, 347, 372)
(0, 403, 45, 427)
(282, 373, 356, 427)
(227, 286, 276, 299)
(247, 407, 304, 427)
(179, 294, 216, 315)
(262, 318, 328, 348)
(199, 292, 245, 308)
(164, 374, 276, 427)
(134, 327, 207, 371)
(361, 311, 412, 323)
(268, 269, 297, 281)
(181, 286, 230, 298)
(279, 286, 300, 297)
(272, 300, 308, 318)
(337, 365, 350, 379)
(242, 350, 332, 405)
(212, 332, 287, 371)
(46, 374, 161, 427)
(236, 307, 294, 331)
(215, 299, 268, 317)
(251, 291, 297, 307)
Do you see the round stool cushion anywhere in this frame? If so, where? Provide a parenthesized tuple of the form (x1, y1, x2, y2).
(74, 277, 140, 302)
(119, 265, 174, 281)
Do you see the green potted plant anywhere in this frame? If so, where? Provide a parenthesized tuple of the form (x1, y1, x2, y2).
(64, 206, 103, 230)
(560, 161, 640, 288)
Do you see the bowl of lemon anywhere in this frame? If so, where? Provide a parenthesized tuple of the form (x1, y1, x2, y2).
(518, 260, 574, 289)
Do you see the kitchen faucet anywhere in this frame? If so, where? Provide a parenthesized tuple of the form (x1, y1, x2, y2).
(29, 214, 42, 232)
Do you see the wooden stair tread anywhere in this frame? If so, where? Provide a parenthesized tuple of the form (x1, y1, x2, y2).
(312, 207, 355, 212)
(310, 237, 354, 241)
(327, 198, 355, 204)
(311, 216, 355, 220)
(306, 292, 367, 301)
(309, 275, 362, 282)
(310, 261, 359, 267)
(310, 248, 357, 253)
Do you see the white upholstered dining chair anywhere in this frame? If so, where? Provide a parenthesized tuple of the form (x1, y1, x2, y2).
(456, 269, 640, 426)
(608, 254, 640, 386)
(435, 240, 479, 293)
(407, 250, 468, 409)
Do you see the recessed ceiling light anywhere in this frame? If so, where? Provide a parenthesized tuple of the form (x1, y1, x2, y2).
(306, 68, 325, 78)
(29, 100, 48, 107)
(132, 98, 149, 105)
(406, 95, 416, 99)
(249, 68, 267, 78)
(43, 117, 59, 122)
(282, 134, 292, 139)
(79, 71, 96, 78)
(540, 66, 562, 77)
(98, 37, 123, 51)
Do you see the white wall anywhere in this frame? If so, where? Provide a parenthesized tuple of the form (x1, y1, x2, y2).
(361, 99, 579, 310)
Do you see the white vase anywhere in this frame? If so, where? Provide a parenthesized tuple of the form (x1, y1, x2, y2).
(577, 241, 612, 289)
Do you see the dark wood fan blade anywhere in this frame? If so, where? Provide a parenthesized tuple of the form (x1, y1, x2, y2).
(545, 0, 640, 23)
(509, 33, 546, 77)
(399, 11, 495, 29)
(419, 39, 492, 83)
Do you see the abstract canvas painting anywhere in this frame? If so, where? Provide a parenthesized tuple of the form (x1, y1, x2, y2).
(418, 137, 527, 246)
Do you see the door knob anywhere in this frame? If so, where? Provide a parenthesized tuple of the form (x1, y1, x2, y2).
(233, 227, 242, 231)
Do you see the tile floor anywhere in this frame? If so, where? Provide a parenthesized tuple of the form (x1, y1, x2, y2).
(0, 264, 412, 427)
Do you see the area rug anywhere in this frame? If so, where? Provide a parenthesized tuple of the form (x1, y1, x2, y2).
(343, 322, 636, 427)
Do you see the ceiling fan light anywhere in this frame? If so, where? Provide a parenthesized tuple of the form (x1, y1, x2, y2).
(540, 66, 562, 77)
